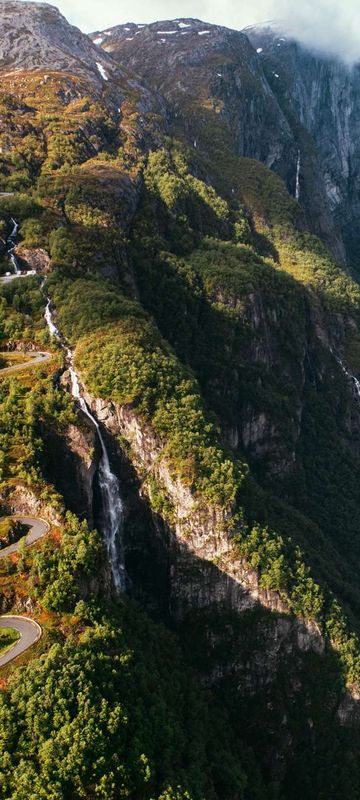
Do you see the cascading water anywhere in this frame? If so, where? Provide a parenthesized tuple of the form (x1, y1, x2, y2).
(10, 218, 18, 239)
(44, 299, 60, 339)
(43, 297, 126, 591)
(7, 218, 21, 275)
(331, 346, 360, 400)
(295, 150, 301, 201)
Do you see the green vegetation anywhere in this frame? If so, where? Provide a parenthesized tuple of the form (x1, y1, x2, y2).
(0, 600, 262, 800)
(0, 518, 26, 550)
(42, 141, 360, 693)
(0, 373, 73, 495)
(3, 58, 360, 800)
(48, 274, 244, 506)
(0, 626, 19, 656)
(0, 276, 48, 342)
(28, 512, 103, 611)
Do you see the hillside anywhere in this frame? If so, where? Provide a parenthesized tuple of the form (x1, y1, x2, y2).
(92, 17, 360, 278)
(2, 3, 360, 799)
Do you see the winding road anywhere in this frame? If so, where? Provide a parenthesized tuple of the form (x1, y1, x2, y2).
(0, 616, 42, 667)
(0, 516, 50, 559)
(0, 274, 30, 285)
(0, 225, 50, 667)
(0, 350, 51, 376)
(0, 517, 49, 666)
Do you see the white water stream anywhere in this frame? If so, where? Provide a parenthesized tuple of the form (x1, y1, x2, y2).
(331, 346, 360, 399)
(7, 217, 21, 274)
(295, 150, 301, 201)
(44, 298, 126, 591)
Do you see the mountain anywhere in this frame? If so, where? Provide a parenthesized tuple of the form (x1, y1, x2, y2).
(0, 0, 118, 81)
(92, 18, 360, 276)
(3, 4, 360, 799)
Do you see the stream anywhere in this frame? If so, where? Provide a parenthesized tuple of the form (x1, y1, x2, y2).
(331, 346, 360, 399)
(7, 218, 21, 275)
(295, 150, 301, 201)
(44, 298, 126, 592)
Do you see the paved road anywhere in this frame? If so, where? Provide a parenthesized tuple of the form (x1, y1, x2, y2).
(0, 516, 50, 558)
(0, 517, 48, 666)
(0, 615, 42, 667)
(0, 274, 29, 285)
(0, 350, 51, 376)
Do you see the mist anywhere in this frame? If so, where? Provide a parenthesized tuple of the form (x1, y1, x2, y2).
(25, 0, 360, 64)
(237, 0, 360, 65)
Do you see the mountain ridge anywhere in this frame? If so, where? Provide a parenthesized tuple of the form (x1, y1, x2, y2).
(91, 15, 360, 275)
(0, 0, 119, 83)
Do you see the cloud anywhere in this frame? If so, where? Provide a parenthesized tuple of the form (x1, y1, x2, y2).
(247, 0, 360, 64)
(28, 0, 360, 63)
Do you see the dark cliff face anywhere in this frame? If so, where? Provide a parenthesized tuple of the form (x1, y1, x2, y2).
(246, 24, 360, 276)
(92, 19, 296, 171)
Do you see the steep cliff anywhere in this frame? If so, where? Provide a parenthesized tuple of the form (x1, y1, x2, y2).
(245, 24, 360, 277)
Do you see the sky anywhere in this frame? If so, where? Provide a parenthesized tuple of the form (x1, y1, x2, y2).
(26, 0, 360, 63)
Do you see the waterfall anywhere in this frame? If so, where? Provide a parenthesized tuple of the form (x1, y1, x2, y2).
(7, 218, 21, 275)
(43, 298, 126, 591)
(44, 299, 61, 339)
(295, 150, 301, 201)
(10, 218, 18, 239)
(69, 366, 126, 592)
(9, 250, 21, 275)
(331, 347, 360, 400)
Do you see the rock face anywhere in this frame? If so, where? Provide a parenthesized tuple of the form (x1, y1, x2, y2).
(0, 484, 61, 526)
(92, 19, 296, 172)
(0, 1, 117, 83)
(41, 416, 98, 527)
(82, 388, 325, 656)
(16, 247, 50, 273)
(245, 24, 360, 276)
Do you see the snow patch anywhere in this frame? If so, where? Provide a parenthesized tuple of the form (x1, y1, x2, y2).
(96, 62, 108, 81)
(198, 30, 210, 35)
(256, 47, 263, 53)
(104, 31, 111, 36)
(273, 73, 280, 78)
(94, 37, 103, 45)
(178, 22, 191, 28)
(126, 37, 134, 41)
(217, 72, 222, 77)
(124, 27, 131, 31)
(157, 30, 178, 34)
